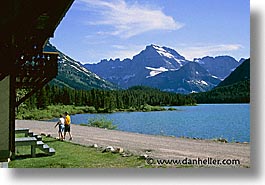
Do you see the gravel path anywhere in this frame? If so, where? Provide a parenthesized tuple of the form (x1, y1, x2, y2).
(16, 120, 250, 167)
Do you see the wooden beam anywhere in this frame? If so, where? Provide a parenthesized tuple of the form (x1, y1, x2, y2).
(15, 77, 52, 107)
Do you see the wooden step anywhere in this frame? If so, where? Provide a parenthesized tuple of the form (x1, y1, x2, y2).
(15, 137, 37, 157)
(48, 148, 56, 155)
(15, 137, 37, 146)
(43, 144, 49, 149)
(15, 131, 55, 157)
(41, 144, 50, 153)
(15, 128, 30, 136)
(36, 141, 44, 146)
(36, 135, 42, 141)
(37, 144, 56, 155)
(28, 132, 34, 137)
(28, 132, 42, 140)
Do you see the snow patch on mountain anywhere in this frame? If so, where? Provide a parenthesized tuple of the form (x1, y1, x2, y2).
(151, 44, 186, 67)
(145, 66, 169, 78)
(200, 80, 208, 86)
(187, 80, 209, 86)
(44, 41, 117, 90)
(152, 45, 175, 59)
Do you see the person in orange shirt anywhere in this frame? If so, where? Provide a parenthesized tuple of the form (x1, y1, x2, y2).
(64, 112, 73, 140)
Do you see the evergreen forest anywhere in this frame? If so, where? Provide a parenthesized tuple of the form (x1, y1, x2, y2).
(19, 85, 196, 113)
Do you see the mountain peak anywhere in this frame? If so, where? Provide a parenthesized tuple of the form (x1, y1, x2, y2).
(149, 44, 160, 48)
(143, 44, 185, 61)
(130, 44, 188, 71)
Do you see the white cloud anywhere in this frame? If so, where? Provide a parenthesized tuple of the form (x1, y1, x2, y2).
(177, 44, 243, 61)
(78, 0, 183, 39)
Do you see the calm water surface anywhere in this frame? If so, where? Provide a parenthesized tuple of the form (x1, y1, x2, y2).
(52, 104, 250, 142)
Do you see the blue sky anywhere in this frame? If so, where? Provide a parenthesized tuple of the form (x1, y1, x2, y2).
(50, 0, 250, 64)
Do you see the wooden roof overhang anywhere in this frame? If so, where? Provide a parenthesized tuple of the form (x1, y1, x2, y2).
(0, 0, 74, 106)
(0, 0, 74, 55)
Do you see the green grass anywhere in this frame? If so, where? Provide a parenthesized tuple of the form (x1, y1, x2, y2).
(16, 104, 171, 121)
(10, 136, 194, 168)
(9, 137, 147, 168)
(16, 105, 97, 120)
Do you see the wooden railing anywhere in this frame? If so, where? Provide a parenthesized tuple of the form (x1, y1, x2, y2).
(14, 51, 58, 107)
(15, 52, 58, 88)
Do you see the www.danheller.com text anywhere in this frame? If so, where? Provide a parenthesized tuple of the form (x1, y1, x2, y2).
(145, 157, 241, 166)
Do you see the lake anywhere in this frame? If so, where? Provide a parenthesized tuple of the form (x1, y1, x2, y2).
(54, 104, 250, 142)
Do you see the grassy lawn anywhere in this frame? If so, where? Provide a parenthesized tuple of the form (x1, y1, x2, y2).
(16, 105, 97, 120)
(16, 104, 176, 120)
(9, 137, 147, 168)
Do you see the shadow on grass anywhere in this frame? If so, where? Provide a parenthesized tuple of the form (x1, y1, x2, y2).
(43, 138, 61, 143)
(14, 153, 51, 160)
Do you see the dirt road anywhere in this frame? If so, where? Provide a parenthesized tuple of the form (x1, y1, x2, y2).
(16, 120, 250, 167)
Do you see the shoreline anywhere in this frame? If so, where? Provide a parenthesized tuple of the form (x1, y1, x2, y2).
(16, 120, 250, 167)
(16, 104, 181, 120)
(78, 124, 248, 144)
(16, 103, 249, 121)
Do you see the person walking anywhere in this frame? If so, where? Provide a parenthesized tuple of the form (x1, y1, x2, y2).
(64, 112, 73, 140)
(54, 114, 65, 140)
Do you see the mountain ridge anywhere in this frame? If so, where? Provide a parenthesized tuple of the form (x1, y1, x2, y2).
(85, 44, 244, 93)
(193, 56, 241, 79)
(144, 62, 221, 93)
(217, 58, 250, 87)
(44, 42, 118, 90)
(192, 58, 250, 103)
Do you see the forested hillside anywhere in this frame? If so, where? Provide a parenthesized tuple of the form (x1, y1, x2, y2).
(217, 59, 250, 87)
(192, 80, 249, 103)
(192, 59, 250, 103)
(20, 85, 196, 113)
(44, 42, 118, 90)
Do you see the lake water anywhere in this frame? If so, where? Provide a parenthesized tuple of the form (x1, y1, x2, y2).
(53, 104, 250, 142)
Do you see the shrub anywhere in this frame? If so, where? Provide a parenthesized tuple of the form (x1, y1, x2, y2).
(150, 106, 166, 111)
(140, 104, 151, 112)
(84, 106, 97, 113)
(140, 104, 166, 112)
(88, 117, 117, 130)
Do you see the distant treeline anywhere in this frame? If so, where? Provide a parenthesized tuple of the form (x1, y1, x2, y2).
(21, 85, 196, 112)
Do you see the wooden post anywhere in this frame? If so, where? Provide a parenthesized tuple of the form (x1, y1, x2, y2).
(31, 145, 36, 158)
(0, 73, 16, 163)
(0, 76, 11, 162)
(9, 74, 16, 158)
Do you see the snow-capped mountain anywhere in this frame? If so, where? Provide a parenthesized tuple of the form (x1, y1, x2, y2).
(44, 42, 117, 90)
(85, 44, 188, 88)
(84, 44, 243, 93)
(133, 44, 187, 70)
(193, 56, 242, 80)
(145, 62, 221, 93)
